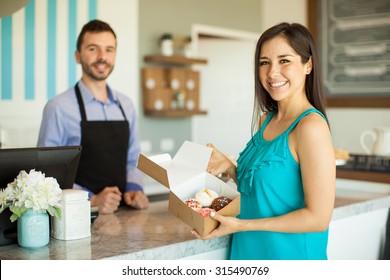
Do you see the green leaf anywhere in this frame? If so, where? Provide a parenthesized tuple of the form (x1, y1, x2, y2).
(47, 206, 62, 219)
(10, 213, 18, 223)
(9, 205, 27, 220)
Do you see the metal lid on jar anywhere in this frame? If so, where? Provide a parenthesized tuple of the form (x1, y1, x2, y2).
(60, 189, 89, 203)
(160, 33, 173, 41)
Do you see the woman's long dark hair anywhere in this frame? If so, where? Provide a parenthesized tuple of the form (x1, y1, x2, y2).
(251, 22, 328, 135)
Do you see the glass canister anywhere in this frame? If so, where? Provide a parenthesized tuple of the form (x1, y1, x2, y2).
(51, 189, 91, 240)
(17, 209, 49, 248)
(160, 33, 174, 56)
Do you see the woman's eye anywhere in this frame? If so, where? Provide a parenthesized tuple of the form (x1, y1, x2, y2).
(259, 61, 269, 66)
(280, 59, 289, 64)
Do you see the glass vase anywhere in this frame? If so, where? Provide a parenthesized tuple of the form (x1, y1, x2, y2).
(17, 209, 50, 248)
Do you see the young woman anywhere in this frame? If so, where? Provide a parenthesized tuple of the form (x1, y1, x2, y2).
(192, 22, 336, 260)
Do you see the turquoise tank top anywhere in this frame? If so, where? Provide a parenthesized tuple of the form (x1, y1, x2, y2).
(230, 108, 329, 260)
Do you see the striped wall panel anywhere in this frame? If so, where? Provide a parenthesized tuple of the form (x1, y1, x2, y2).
(0, 0, 97, 101)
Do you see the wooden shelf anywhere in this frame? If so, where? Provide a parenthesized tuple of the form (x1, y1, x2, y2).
(336, 169, 390, 184)
(144, 55, 208, 66)
(144, 109, 207, 118)
(142, 54, 208, 118)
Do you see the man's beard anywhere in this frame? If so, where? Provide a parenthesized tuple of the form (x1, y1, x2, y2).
(81, 59, 114, 81)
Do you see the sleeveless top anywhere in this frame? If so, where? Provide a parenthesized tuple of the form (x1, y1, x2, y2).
(230, 108, 329, 260)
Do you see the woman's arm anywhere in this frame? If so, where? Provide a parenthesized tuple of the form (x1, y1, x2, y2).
(206, 144, 238, 182)
(196, 113, 336, 239)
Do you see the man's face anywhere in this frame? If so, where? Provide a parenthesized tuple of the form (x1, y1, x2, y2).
(75, 31, 117, 81)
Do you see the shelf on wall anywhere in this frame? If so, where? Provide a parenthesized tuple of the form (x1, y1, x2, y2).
(142, 54, 208, 118)
(144, 55, 208, 66)
(144, 109, 207, 118)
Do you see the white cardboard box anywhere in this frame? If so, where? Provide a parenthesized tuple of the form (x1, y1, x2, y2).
(137, 141, 240, 237)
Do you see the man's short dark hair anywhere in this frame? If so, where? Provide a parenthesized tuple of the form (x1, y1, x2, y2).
(76, 19, 116, 51)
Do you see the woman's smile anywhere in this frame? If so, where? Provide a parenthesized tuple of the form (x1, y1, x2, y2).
(269, 81, 288, 88)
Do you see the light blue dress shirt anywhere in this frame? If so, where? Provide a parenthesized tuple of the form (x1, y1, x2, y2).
(37, 80, 143, 197)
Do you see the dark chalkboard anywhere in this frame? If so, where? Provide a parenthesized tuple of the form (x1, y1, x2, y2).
(319, 0, 390, 97)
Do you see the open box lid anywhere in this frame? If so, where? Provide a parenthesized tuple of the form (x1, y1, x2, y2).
(137, 141, 212, 189)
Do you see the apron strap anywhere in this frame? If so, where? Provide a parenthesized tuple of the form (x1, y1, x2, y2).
(75, 82, 128, 121)
(116, 100, 128, 121)
(75, 83, 87, 121)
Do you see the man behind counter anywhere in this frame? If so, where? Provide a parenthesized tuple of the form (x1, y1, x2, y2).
(37, 19, 149, 214)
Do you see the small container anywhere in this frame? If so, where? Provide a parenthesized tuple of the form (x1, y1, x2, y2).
(160, 33, 173, 56)
(184, 36, 193, 57)
(51, 189, 91, 240)
(176, 91, 185, 110)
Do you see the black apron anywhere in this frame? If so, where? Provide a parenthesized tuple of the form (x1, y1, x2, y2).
(74, 83, 130, 194)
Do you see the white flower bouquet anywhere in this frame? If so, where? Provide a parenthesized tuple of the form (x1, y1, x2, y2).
(0, 169, 62, 222)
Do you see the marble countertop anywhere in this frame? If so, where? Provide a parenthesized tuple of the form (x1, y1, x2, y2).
(1, 179, 390, 260)
(332, 179, 390, 220)
(0, 200, 230, 260)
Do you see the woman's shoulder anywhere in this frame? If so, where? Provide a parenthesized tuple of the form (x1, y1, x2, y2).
(258, 111, 273, 129)
(296, 110, 329, 138)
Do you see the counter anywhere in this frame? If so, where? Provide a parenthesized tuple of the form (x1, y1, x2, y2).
(0, 179, 389, 260)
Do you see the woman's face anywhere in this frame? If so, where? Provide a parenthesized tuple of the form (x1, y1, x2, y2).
(258, 35, 311, 103)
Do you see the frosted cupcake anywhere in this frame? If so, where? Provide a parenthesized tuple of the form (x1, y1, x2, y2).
(195, 188, 219, 207)
(197, 208, 216, 217)
(211, 196, 232, 211)
(183, 198, 203, 211)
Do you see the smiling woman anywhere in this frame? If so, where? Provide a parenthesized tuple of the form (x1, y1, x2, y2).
(192, 22, 336, 260)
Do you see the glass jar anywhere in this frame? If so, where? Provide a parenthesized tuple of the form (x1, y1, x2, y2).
(17, 209, 49, 248)
(184, 36, 193, 57)
(176, 91, 185, 110)
(160, 33, 173, 56)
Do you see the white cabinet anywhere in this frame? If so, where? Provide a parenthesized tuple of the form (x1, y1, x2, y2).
(328, 208, 389, 260)
(179, 247, 229, 260)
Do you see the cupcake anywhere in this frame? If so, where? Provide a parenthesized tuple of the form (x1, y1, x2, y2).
(195, 188, 219, 207)
(211, 196, 232, 211)
(197, 208, 216, 217)
(183, 198, 203, 211)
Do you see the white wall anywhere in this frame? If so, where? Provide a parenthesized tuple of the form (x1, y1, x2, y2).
(260, 0, 307, 32)
(328, 108, 390, 154)
(192, 35, 258, 158)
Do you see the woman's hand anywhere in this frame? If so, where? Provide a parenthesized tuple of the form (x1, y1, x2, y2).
(191, 212, 243, 240)
(206, 143, 237, 181)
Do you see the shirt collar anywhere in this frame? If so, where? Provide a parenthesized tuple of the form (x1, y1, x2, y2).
(78, 80, 118, 104)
